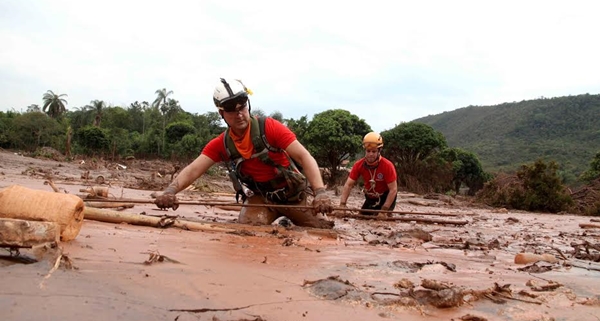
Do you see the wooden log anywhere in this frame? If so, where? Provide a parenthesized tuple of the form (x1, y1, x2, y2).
(0, 218, 59, 248)
(83, 201, 135, 209)
(79, 186, 109, 198)
(580, 223, 600, 229)
(83, 208, 235, 233)
(214, 205, 243, 211)
(0, 185, 84, 241)
(330, 213, 468, 225)
(43, 180, 60, 192)
(514, 252, 559, 264)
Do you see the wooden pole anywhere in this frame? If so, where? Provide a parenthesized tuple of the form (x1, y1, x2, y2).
(84, 198, 463, 217)
(82, 208, 234, 233)
(329, 212, 468, 225)
(81, 208, 340, 239)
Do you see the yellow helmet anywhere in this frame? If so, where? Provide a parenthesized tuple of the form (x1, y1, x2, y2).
(363, 132, 383, 149)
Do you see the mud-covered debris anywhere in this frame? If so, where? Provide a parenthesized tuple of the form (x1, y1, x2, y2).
(421, 279, 453, 291)
(526, 279, 562, 292)
(411, 287, 466, 308)
(487, 238, 501, 249)
(402, 228, 433, 242)
(570, 241, 600, 261)
(346, 262, 378, 269)
(579, 296, 600, 306)
(393, 278, 414, 289)
(506, 217, 520, 224)
(228, 229, 256, 237)
(517, 263, 553, 273)
(272, 216, 293, 228)
(517, 290, 539, 298)
(456, 314, 488, 321)
(418, 260, 456, 272)
(388, 260, 422, 273)
(303, 276, 357, 300)
(142, 250, 181, 265)
(281, 237, 294, 246)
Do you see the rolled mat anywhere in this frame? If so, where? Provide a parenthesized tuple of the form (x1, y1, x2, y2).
(0, 185, 85, 241)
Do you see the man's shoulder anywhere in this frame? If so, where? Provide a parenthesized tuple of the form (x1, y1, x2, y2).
(352, 158, 366, 168)
(204, 132, 226, 149)
(380, 157, 396, 170)
(263, 117, 291, 136)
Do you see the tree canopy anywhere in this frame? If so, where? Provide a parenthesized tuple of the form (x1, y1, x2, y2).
(303, 109, 371, 185)
(42, 90, 68, 119)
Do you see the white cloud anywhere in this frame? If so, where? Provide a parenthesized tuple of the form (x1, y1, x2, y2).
(1, 0, 600, 132)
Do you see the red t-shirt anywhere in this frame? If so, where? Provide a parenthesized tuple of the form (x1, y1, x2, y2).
(349, 157, 397, 195)
(202, 117, 296, 182)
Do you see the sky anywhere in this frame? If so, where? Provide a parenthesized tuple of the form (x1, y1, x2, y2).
(1, 0, 599, 133)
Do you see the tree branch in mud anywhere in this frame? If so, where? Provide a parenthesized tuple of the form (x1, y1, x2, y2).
(330, 212, 468, 225)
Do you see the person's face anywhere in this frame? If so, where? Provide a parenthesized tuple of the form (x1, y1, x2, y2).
(220, 97, 250, 132)
(364, 147, 380, 163)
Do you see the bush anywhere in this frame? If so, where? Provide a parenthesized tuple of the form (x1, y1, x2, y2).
(477, 159, 573, 213)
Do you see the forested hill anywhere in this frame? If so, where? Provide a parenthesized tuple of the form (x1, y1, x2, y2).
(413, 93, 600, 182)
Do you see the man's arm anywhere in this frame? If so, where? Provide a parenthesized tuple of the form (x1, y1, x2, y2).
(163, 154, 216, 194)
(284, 140, 326, 192)
(381, 180, 398, 210)
(339, 178, 356, 206)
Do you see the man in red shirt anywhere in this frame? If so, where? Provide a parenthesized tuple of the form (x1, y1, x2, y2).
(338, 132, 398, 216)
(155, 78, 334, 229)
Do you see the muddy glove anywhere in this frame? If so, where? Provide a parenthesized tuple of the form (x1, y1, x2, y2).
(154, 189, 179, 211)
(380, 205, 392, 217)
(312, 188, 333, 214)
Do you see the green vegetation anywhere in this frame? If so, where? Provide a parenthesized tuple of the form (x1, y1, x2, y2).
(2, 89, 599, 214)
(580, 152, 600, 183)
(303, 109, 371, 185)
(477, 159, 573, 213)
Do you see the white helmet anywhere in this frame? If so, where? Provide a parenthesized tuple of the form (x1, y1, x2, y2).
(213, 78, 251, 110)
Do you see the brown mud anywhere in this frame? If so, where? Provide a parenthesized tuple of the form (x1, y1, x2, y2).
(1, 149, 599, 321)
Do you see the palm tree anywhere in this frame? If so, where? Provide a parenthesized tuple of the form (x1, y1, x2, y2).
(153, 88, 173, 109)
(42, 90, 68, 119)
(86, 100, 105, 127)
(153, 88, 173, 155)
(65, 125, 72, 158)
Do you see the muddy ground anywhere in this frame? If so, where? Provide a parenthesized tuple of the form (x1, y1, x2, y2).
(1, 149, 599, 321)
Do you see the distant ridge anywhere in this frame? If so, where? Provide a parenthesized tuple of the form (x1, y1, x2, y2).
(413, 93, 600, 182)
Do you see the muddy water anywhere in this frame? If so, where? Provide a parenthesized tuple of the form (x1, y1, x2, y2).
(1, 150, 600, 320)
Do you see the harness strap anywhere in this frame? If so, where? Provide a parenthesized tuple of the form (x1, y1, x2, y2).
(223, 116, 306, 201)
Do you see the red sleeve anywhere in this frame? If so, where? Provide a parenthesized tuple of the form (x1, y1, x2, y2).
(201, 133, 227, 162)
(349, 159, 364, 181)
(381, 158, 397, 183)
(264, 117, 296, 149)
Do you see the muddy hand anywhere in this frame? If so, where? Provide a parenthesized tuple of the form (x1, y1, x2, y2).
(336, 203, 348, 215)
(154, 193, 179, 211)
(380, 205, 392, 218)
(313, 192, 333, 214)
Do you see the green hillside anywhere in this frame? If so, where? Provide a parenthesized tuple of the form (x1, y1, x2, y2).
(413, 94, 600, 183)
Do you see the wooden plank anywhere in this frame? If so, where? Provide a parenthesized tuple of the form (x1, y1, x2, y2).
(0, 218, 60, 248)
